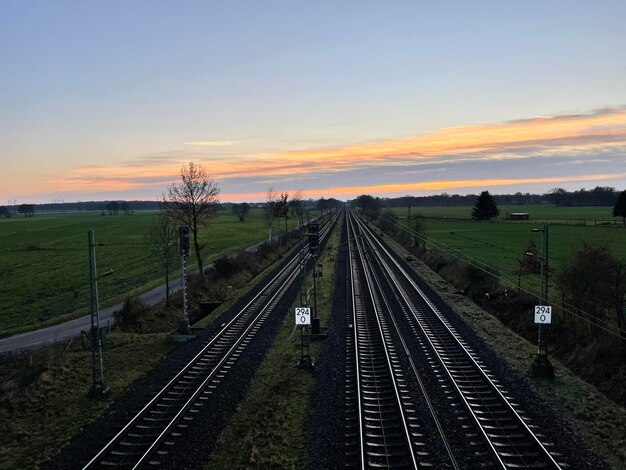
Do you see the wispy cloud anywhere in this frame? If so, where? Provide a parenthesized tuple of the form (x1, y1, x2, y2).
(216, 172, 626, 202)
(57, 107, 626, 197)
(308, 172, 626, 198)
(183, 141, 233, 146)
(182, 106, 626, 180)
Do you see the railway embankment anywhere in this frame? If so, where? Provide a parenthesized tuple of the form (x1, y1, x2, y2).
(375, 216, 626, 468)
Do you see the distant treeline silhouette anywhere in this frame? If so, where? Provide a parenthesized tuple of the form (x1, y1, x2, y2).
(383, 186, 621, 208)
(3, 186, 622, 214)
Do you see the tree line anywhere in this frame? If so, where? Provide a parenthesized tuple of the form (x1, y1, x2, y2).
(0, 204, 36, 218)
(352, 189, 626, 224)
(383, 186, 622, 208)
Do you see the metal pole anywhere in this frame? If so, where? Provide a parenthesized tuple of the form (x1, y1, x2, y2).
(88, 230, 108, 396)
(536, 224, 549, 355)
(89, 231, 97, 389)
(543, 224, 550, 303)
(300, 218, 306, 305)
(313, 257, 318, 320)
(180, 253, 190, 334)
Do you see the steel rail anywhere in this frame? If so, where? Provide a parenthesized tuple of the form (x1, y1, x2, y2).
(84, 212, 339, 468)
(347, 211, 460, 470)
(353, 211, 562, 469)
(346, 214, 366, 469)
(347, 213, 418, 469)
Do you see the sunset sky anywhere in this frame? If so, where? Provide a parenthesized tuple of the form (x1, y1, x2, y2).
(1, 1, 626, 203)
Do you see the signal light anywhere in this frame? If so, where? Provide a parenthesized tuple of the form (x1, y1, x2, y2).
(180, 226, 190, 257)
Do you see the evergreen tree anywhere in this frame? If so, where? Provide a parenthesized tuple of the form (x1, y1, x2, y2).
(471, 191, 500, 220)
(613, 190, 626, 225)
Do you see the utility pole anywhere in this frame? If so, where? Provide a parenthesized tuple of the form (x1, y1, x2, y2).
(541, 223, 549, 304)
(531, 224, 554, 379)
(88, 230, 110, 398)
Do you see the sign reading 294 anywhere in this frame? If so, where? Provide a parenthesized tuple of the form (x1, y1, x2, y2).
(534, 305, 552, 324)
(295, 307, 311, 326)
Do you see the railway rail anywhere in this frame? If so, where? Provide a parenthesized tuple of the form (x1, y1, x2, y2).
(345, 208, 565, 469)
(83, 213, 337, 469)
(345, 212, 434, 469)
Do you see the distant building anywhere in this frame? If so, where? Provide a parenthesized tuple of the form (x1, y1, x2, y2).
(508, 212, 530, 220)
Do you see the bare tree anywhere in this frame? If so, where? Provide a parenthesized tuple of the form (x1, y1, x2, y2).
(289, 189, 304, 228)
(18, 204, 35, 217)
(265, 187, 276, 243)
(231, 202, 250, 221)
(164, 162, 220, 280)
(146, 213, 178, 306)
(275, 192, 290, 234)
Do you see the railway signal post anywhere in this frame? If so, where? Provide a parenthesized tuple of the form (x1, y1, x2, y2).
(88, 230, 110, 398)
(308, 222, 321, 335)
(299, 220, 308, 306)
(178, 226, 191, 335)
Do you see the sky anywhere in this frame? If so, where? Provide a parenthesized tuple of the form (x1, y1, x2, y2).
(1, 1, 626, 204)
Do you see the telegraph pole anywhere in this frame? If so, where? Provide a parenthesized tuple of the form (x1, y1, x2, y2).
(88, 230, 110, 398)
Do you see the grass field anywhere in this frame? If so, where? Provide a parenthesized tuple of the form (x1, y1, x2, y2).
(388, 205, 626, 295)
(398, 204, 619, 223)
(0, 209, 311, 336)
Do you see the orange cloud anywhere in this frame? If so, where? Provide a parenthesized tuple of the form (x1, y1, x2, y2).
(220, 172, 626, 201)
(58, 107, 626, 194)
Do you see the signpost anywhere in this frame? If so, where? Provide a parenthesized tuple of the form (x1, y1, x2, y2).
(296, 307, 313, 369)
(534, 305, 552, 325)
(295, 307, 311, 326)
(531, 303, 554, 379)
(534, 305, 551, 356)
(530, 225, 555, 379)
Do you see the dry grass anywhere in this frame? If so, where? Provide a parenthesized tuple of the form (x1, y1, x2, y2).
(0, 333, 172, 469)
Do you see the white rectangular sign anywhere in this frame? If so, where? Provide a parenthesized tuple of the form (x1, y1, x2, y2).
(295, 307, 311, 326)
(534, 305, 552, 324)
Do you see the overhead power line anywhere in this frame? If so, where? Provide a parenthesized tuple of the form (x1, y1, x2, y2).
(382, 214, 626, 339)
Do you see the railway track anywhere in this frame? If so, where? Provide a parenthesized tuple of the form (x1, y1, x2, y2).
(344, 213, 433, 469)
(83, 213, 338, 469)
(345, 208, 565, 469)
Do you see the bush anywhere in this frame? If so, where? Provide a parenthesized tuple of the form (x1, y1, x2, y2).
(214, 256, 239, 278)
(115, 297, 147, 329)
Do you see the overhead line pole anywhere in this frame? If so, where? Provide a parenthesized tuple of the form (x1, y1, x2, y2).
(88, 230, 110, 398)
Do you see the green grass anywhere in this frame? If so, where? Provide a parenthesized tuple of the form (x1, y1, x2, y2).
(396, 204, 620, 223)
(386, 206, 626, 295)
(0, 209, 312, 336)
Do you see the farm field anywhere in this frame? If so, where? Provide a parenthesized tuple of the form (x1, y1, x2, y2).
(398, 204, 619, 223)
(388, 205, 626, 295)
(0, 209, 310, 336)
